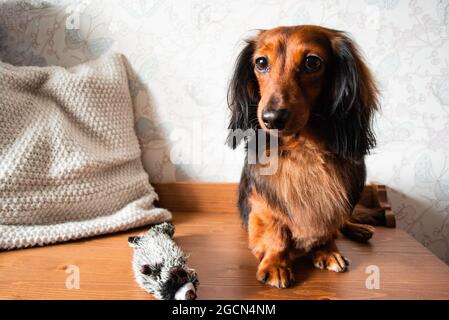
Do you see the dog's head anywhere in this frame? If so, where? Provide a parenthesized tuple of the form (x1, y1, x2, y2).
(227, 25, 379, 160)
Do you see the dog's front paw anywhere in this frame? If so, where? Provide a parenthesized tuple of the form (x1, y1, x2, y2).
(256, 257, 294, 288)
(313, 251, 349, 272)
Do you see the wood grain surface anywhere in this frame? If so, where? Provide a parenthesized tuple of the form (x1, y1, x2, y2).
(1, 209, 449, 300)
(153, 183, 395, 228)
(153, 182, 239, 214)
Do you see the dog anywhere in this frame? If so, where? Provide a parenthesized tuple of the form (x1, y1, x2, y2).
(226, 25, 379, 288)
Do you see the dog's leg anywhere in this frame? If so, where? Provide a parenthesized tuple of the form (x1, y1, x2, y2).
(341, 220, 375, 242)
(247, 213, 266, 261)
(248, 212, 294, 288)
(312, 239, 349, 272)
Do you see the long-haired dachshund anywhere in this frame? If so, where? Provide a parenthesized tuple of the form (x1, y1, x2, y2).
(227, 25, 379, 288)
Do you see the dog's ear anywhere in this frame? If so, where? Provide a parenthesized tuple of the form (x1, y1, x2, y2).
(324, 32, 379, 160)
(226, 39, 260, 149)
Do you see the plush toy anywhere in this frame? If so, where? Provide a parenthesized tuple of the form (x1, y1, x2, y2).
(128, 222, 199, 300)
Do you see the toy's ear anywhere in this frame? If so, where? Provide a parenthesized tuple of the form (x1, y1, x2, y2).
(128, 235, 142, 248)
(140, 263, 162, 276)
(188, 268, 199, 287)
(150, 222, 175, 238)
(170, 267, 189, 282)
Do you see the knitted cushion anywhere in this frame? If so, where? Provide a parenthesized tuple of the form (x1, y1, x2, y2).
(0, 53, 171, 249)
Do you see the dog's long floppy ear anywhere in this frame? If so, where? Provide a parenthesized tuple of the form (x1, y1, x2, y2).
(226, 39, 260, 149)
(325, 32, 379, 160)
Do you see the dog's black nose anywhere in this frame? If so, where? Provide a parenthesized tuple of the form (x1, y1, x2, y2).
(262, 109, 290, 130)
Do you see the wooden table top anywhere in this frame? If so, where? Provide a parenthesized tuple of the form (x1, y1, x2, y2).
(1, 210, 449, 300)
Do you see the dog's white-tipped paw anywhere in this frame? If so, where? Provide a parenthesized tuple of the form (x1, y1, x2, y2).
(313, 251, 349, 272)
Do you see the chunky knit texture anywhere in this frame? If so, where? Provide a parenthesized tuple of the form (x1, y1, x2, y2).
(0, 53, 171, 249)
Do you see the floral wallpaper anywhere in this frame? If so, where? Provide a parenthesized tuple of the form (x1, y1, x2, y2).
(1, 0, 449, 263)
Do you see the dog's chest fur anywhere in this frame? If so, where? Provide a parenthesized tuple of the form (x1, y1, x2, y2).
(250, 139, 350, 251)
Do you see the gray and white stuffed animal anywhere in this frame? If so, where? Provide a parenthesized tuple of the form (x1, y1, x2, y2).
(128, 222, 199, 300)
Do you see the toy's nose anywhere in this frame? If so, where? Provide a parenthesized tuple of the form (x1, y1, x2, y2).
(185, 289, 197, 300)
(174, 282, 197, 300)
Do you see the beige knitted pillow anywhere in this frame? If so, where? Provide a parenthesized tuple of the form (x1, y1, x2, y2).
(0, 53, 171, 249)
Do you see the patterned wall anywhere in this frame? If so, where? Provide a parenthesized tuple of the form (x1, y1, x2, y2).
(1, 0, 449, 263)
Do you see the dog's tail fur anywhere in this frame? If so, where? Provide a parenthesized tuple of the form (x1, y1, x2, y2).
(341, 207, 387, 242)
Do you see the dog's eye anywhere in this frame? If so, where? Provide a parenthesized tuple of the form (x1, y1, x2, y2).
(304, 55, 322, 73)
(255, 57, 269, 72)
